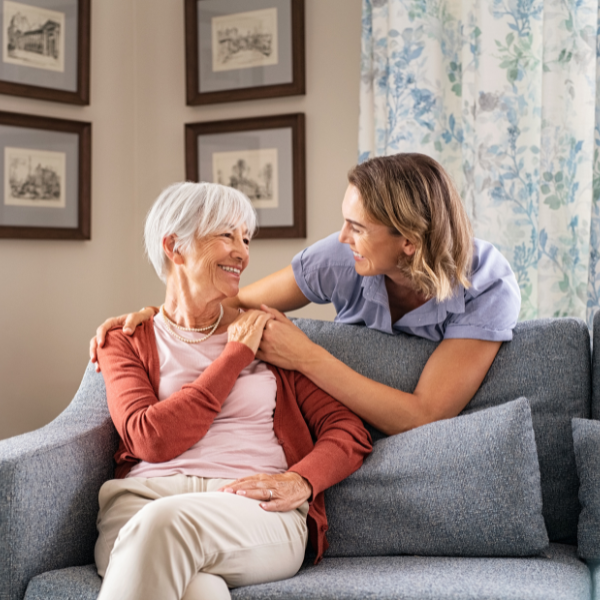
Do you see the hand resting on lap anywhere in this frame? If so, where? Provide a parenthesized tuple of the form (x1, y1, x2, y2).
(220, 472, 312, 512)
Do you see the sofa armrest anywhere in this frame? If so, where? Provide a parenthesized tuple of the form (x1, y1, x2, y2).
(0, 363, 118, 600)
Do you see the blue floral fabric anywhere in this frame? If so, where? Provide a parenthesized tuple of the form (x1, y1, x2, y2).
(359, 0, 600, 324)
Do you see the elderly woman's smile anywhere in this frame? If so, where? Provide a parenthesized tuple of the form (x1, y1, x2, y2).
(164, 226, 251, 320)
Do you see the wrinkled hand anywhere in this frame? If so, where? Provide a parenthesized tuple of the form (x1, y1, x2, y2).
(227, 309, 272, 355)
(256, 305, 314, 371)
(219, 472, 312, 512)
(89, 307, 157, 371)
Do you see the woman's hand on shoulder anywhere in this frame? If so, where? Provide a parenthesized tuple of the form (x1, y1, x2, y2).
(89, 306, 158, 372)
(219, 472, 312, 512)
(227, 309, 272, 355)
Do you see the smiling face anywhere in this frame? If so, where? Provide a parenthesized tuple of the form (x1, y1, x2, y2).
(170, 224, 250, 301)
(338, 184, 414, 280)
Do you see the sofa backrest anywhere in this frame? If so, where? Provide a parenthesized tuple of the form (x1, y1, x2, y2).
(294, 317, 591, 545)
(592, 311, 600, 420)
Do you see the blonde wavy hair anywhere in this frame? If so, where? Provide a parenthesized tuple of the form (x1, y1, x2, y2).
(348, 153, 473, 301)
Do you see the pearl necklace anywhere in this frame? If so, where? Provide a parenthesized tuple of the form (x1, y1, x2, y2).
(161, 304, 224, 344)
(161, 304, 220, 332)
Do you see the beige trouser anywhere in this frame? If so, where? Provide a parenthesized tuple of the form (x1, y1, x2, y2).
(95, 475, 309, 600)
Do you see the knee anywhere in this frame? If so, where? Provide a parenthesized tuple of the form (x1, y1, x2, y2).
(117, 496, 189, 544)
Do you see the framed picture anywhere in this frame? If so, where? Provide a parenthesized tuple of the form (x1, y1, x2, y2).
(186, 113, 305, 239)
(0, 0, 90, 104)
(0, 110, 91, 239)
(185, 0, 305, 105)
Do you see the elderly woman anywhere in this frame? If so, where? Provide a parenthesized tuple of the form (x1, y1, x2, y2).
(93, 153, 520, 436)
(94, 182, 371, 600)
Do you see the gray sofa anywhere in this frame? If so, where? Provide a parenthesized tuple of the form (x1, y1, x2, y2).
(2, 314, 600, 600)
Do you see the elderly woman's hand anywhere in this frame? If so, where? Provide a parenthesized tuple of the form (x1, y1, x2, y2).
(255, 305, 315, 371)
(219, 472, 312, 512)
(227, 309, 273, 355)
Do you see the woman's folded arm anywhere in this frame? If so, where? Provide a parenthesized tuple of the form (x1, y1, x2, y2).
(99, 328, 255, 463)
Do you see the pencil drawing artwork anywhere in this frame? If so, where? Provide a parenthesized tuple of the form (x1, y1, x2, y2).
(211, 8, 278, 72)
(4, 147, 66, 208)
(3, 0, 65, 72)
(213, 148, 279, 209)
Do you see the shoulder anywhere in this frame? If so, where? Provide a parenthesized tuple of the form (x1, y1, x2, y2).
(470, 239, 516, 288)
(100, 319, 156, 359)
(444, 239, 521, 342)
(467, 239, 520, 303)
(293, 232, 356, 271)
(291, 232, 360, 304)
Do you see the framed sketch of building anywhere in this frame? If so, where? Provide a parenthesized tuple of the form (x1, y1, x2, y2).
(185, 0, 304, 105)
(3, 1, 65, 72)
(211, 8, 278, 73)
(5, 147, 66, 208)
(213, 148, 279, 210)
(0, 111, 91, 239)
(186, 113, 305, 239)
(0, 0, 89, 104)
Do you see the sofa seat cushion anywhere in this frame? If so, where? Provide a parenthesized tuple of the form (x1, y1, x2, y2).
(324, 398, 548, 557)
(232, 544, 589, 600)
(24, 545, 588, 600)
(24, 565, 101, 600)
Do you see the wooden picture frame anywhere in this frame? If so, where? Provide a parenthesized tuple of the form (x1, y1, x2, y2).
(0, 110, 91, 239)
(0, 0, 90, 105)
(186, 113, 306, 239)
(185, 0, 305, 105)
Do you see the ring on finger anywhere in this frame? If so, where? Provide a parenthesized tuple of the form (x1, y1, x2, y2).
(268, 489, 273, 501)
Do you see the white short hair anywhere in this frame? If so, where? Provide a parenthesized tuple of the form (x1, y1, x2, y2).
(144, 181, 257, 283)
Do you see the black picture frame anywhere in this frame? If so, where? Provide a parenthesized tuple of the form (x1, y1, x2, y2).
(0, 110, 91, 239)
(0, 0, 90, 105)
(185, 0, 305, 105)
(185, 113, 306, 239)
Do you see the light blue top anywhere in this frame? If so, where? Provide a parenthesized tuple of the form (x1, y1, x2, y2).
(291, 233, 521, 342)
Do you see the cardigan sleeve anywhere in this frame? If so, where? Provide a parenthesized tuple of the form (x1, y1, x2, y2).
(99, 328, 255, 463)
(287, 371, 372, 497)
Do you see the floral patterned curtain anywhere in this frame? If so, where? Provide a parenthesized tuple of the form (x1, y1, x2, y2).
(359, 0, 600, 324)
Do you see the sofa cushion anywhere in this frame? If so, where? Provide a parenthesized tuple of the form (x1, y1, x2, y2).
(24, 565, 101, 600)
(25, 545, 588, 600)
(323, 398, 548, 557)
(295, 317, 591, 544)
(572, 418, 600, 559)
(232, 544, 588, 600)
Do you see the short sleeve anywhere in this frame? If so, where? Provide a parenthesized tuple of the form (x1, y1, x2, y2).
(443, 241, 521, 342)
(291, 233, 348, 305)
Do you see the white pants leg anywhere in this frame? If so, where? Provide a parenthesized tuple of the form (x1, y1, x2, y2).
(182, 572, 230, 600)
(95, 475, 308, 600)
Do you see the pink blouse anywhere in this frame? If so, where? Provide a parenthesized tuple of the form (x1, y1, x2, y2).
(127, 311, 288, 479)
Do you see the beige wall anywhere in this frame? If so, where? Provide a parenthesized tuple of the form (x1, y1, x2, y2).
(0, 0, 362, 440)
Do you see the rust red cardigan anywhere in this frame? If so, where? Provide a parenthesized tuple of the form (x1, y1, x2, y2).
(98, 319, 372, 563)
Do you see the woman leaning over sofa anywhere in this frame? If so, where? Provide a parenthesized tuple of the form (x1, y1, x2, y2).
(95, 182, 371, 600)
(92, 153, 521, 436)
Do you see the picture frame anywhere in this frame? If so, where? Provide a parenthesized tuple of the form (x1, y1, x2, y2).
(0, 0, 90, 105)
(0, 110, 91, 239)
(186, 113, 306, 239)
(185, 0, 305, 105)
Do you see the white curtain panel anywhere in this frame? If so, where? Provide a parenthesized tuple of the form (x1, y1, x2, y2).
(359, 0, 600, 324)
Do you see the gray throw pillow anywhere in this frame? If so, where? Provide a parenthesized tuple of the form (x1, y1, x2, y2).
(572, 418, 600, 559)
(324, 397, 549, 557)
